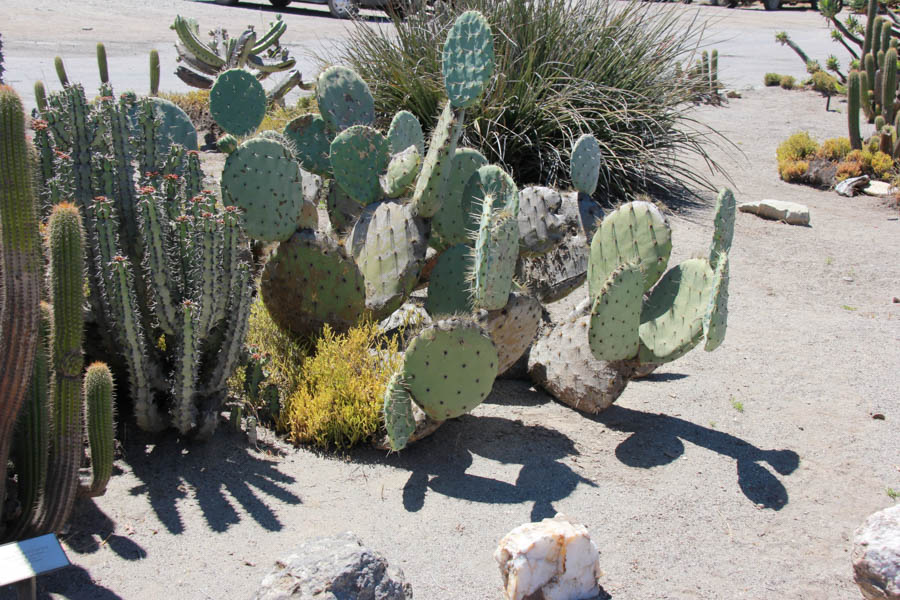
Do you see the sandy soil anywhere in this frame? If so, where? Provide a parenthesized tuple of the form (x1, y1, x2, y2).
(1, 3, 899, 599)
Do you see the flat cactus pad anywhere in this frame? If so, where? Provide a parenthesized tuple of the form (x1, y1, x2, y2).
(388, 110, 425, 155)
(382, 374, 417, 451)
(210, 69, 267, 136)
(570, 133, 602, 196)
(424, 244, 475, 317)
(588, 263, 643, 361)
(474, 292, 543, 374)
(431, 147, 488, 250)
(316, 65, 375, 132)
(442, 11, 495, 109)
(284, 113, 333, 177)
(330, 125, 390, 206)
(703, 253, 729, 351)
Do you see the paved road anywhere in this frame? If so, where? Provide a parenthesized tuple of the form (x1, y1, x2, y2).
(1, 0, 847, 109)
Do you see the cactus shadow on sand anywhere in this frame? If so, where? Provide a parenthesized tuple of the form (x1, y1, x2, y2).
(0, 566, 123, 600)
(123, 431, 301, 535)
(370, 414, 598, 522)
(587, 405, 800, 510)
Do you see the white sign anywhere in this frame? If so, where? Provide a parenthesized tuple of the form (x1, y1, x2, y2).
(0, 534, 70, 587)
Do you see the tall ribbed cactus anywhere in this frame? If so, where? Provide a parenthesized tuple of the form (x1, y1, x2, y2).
(0, 85, 44, 540)
(849, 70, 862, 150)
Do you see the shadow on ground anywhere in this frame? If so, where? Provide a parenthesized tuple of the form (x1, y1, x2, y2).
(589, 404, 800, 510)
(124, 431, 301, 534)
(360, 414, 598, 522)
(188, 0, 391, 22)
(0, 566, 122, 600)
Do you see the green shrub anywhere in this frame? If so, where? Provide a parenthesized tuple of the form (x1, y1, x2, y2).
(243, 298, 309, 402)
(777, 132, 818, 163)
(325, 0, 725, 199)
(780, 75, 796, 89)
(871, 150, 894, 178)
(810, 71, 839, 94)
(764, 73, 783, 86)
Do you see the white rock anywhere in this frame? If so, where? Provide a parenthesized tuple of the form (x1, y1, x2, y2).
(853, 504, 900, 600)
(738, 200, 810, 226)
(494, 514, 601, 600)
(863, 180, 896, 197)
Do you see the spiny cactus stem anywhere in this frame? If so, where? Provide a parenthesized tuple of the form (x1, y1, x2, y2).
(81, 362, 115, 497)
(139, 191, 177, 335)
(174, 301, 199, 435)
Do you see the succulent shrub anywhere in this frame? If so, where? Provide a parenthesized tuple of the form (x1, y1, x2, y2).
(780, 75, 797, 89)
(326, 0, 726, 199)
(817, 137, 853, 161)
(764, 72, 784, 86)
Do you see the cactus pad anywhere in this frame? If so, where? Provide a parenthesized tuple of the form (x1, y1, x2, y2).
(326, 181, 363, 234)
(517, 186, 565, 256)
(424, 243, 475, 317)
(283, 113, 333, 177)
(401, 317, 499, 420)
(570, 133, 602, 195)
(411, 101, 464, 218)
(381, 145, 421, 198)
(388, 110, 425, 155)
(472, 206, 519, 311)
(210, 69, 267, 136)
(474, 292, 543, 374)
(347, 200, 427, 317)
(469, 164, 519, 215)
(316, 66, 375, 132)
(382, 374, 417, 451)
(261, 229, 366, 338)
(330, 125, 390, 206)
(703, 253, 729, 351)
(638, 257, 714, 364)
(431, 148, 488, 249)
(128, 98, 198, 158)
(221, 137, 303, 242)
(588, 263, 643, 361)
(588, 200, 671, 296)
(709, 188, 735, 269)
(442, 11, 495, 109)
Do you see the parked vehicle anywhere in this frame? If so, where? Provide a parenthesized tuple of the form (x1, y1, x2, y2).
(215, 0, 413, 19)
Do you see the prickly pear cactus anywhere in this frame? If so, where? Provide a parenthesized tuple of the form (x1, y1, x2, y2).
(382, 374, 417, 451)
(381, 145, 421, 198)
(401, 317, 499, 420)
(431, 147, 488, 249)
(703, 253, 729, 351)
(517, 186, 565, 257)
(474, 292, 543, 374)
(588, 200, 672, 296)
(210, 69, 267, 136)
(221, 137, 304, 242)
(330, 125, 390, 206)
(570, 133, 602, 195)
(638, 257, 713, 364)
(283, 113, 333, 177)
(346, 200, 427, 317)
(470, 169, 520, 311)
(316, 66, 375, 132)
(326, 181, 363, 234)
(442, 10, 495, 109)
(411, 101, 464, 218)
(588, 263, 643, 361)
(387, 110, 425, 155)
(261, 229, 366, 338)
(424, 243, 475, 317)
(709, 188, 735, 268)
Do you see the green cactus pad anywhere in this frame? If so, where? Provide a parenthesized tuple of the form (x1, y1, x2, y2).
(210, 69, 267, 136)
(383, 373, 417, 451)
(388, 110, 425, 155)
(474, 292, 543, 374)
(588, 263, 643, 361)
(412, 101, 464, 218)
(431, 148, 488, 249)
(283, 113, 333, 177)
(570, 133, 602, 195)
(128, 97, 199, 158)
(424, 244, 475, 317)
(709, 188, 735, 269)
(221, 137, 303, 242)
(471, 164, 519, 215)
(638, 257, 714, 364)
(703, 253, 729, 352)
(401, 317, 499, 420)
(381, 145, 421, 198)
(472, 207, 519, 311)
(261, 229, 366, 338)
(326, 181, 364, 234)
(217, 134, 238, 154)
(316, 65, 375, 132)
(346, 200, 427, 317)
(330, 125, 390, 206)
(442, 11, 495, 109)
(517, 186, 565, 257)
(588, 200, 672, 296)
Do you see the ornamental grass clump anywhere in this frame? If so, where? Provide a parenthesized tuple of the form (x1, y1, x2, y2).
(326, 0, 725, 199)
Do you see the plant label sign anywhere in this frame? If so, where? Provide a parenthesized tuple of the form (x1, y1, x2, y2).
(0, 534, 70, 587)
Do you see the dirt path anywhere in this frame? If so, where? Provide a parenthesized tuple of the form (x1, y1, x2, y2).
(0, 85, 895, 600)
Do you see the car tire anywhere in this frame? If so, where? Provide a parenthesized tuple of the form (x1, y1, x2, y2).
(215, 0, 240, 5)
(328, 0, 359, 18)
(269, 0, 291, 7)
(764, 0, 780, 9)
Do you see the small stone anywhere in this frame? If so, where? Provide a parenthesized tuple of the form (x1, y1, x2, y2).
(738, 200, 810, 226)
(494, 513, 602, 600)
(852, 504, 900, 600)
(864, 180, 896, 197)
(726, 90, 742, 98)
(253, 532, 412, 600)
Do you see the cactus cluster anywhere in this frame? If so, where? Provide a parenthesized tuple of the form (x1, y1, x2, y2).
(0, 87, 115, 542)
(171, 14, 304, 107)
(32, 65, 254, 438)
(682, 49, 721, 103)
